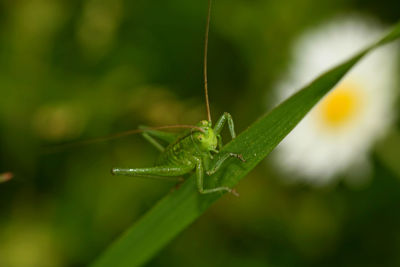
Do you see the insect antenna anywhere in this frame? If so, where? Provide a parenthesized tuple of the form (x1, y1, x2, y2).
(203, 0, 212, 122)
(42, 125, 205, 154)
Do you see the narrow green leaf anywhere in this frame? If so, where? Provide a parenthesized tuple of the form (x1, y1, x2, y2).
(92, 21, 400, 267)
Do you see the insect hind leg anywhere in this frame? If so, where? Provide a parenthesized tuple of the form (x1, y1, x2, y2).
(141, 131, 165, 152)
(139, 125, 180, 151)
(139, 126, 179, 143)
(111, 165, 193, 181)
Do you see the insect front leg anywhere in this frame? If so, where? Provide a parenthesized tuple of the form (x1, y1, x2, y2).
(195, 158, 239, 196)
(213, 112, 236, 139)
(206, 153, 246, 176)
(217, 135, 223, 150)
(112, 165, 192, 181)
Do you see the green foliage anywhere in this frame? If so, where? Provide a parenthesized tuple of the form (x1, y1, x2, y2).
(92, 21, 400, 267)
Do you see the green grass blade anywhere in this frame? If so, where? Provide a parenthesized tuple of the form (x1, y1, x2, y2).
(92, 21, 400, 267)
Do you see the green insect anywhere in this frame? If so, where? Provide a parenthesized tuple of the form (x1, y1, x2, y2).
(50, 0, 245, 195)
(112, 117, 244, 196)
(111, 0, 245, 196)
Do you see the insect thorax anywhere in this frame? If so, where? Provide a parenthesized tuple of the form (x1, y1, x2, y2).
(155, 121, 217, 166)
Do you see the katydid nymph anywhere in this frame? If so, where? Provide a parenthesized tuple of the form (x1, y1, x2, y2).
(112, 0, 245, 196)
(51, 0, 245, 196)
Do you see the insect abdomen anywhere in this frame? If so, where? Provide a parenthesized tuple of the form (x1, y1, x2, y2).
(156, 136, 196, 168)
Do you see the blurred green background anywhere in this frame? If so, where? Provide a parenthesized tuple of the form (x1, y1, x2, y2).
(1, 0, 400, 266)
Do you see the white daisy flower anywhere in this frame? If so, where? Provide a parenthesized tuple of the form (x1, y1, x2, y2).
(273, 15, 399, 185)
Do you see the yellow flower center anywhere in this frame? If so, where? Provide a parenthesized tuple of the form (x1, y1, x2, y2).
(317, 80, 363, 128)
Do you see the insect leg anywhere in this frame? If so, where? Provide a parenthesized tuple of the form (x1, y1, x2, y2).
(213, 112, 236, 139)
(206, 153, 245, 176)
(112, 165, 193, 181)
(139, 126, 179, 143)
(195, 158, 238, 196)
(217, 134, 223, 150)
(141, 132, 165, 152)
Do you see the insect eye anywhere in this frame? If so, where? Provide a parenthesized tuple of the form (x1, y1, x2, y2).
(198, 135, 204, 141)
